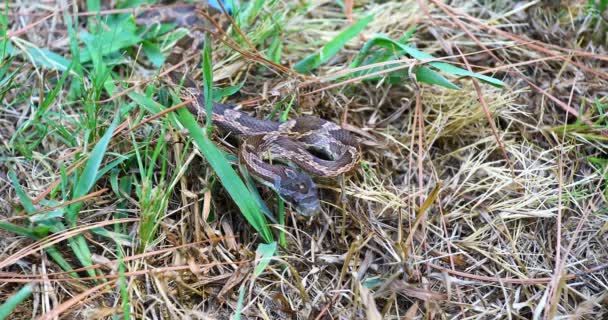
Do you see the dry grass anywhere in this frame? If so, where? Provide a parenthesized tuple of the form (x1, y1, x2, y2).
(1, 0, 607, 319)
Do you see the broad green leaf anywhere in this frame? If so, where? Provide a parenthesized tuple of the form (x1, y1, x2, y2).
(294, 15, 373, 73)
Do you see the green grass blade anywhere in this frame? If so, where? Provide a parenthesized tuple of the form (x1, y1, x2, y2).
(234, 241, 277, 319)
(0, 284, 33, 320)
(415, 66, 460, 90)
(118, 249, 131, 320)
(0, 222, 37, 238)
(239, 163, 277, 224)
(253, 241, 276, 277)
(233, 283, 247, 320)
(64, 114, 118, 280)
(16, 43, 71, 71)
(130, 92, 273, 242)
(177, 108, 273, 242)
(277, 198, 286, 248)
(201, 33, 214, 132)
(141, 41, 165, 67)
(0, 222, 76, 276)
(294, 15, 373, 74)
(68, 114, 120, 223)
(371, 35, 503, 87)
(8, 170, 36, 214)
(267, 35, 283, 63)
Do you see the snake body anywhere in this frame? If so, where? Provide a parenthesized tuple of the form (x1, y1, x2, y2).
(137, 8, 359, 215)
(190, 91, 359, 215)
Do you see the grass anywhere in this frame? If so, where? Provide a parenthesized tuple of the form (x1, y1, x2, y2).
(0, 0, 607, 319)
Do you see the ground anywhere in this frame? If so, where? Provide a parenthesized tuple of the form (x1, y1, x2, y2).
(0, 0, 607, 319)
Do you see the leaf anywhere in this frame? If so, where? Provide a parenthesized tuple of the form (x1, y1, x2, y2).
(239, 164, 277, 224)
(212, 81, 245, 100)
(8, 170, 36, 214)
(0, 284, 33, 320)
(68, 115, 120, 223)
(176, 107, 274, 242)
(130, 92, 274, 243)
(17, 44, 70, 71)
(233, 283, 247, 320)
(253, 242, 276, 277)
(142, 41, 165, 67)
(294, 15, 373, 73)
(64, 114, 119, 280)
(234, 241, 276, 320)
(79, 28, 142, 64)
(353, 34, 504, 88)
(415, 66, 460, 90)
(201, 34, 214, 132)
(267, 35, 282, 64)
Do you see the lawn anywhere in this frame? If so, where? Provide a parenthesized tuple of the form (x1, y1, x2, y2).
(0, 0, 607, 319)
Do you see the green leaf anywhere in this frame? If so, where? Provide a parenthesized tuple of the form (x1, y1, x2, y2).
(130, 92, 274, 242)
(176, 108, 273, 242)
(294, 15, 373, 74)
(233, 283, 247, 320)
(352, 34, 504, 88)
(415, 66, 460, 90)
(79, 28, 142, 63)
(234, 241, 277, 320)
(17, 44, 71, 71)
(142, 41, 165, 67)
(8, 170, 36, 214)
(212, 81, 245, 100)
(253, 242, 276, 277)
(0, 284, 33, 320)
(202, 34, 213, 132)
(118, 251, 131, 320)
(68, 115, 120, 223)
(0, 222, 76, 277)
(0, 222, 37, 238)
(240, 165, 277, 224)
(267, 35, 283, 63)
(64, 114, 118, 280)
(277, 197, 286, 248)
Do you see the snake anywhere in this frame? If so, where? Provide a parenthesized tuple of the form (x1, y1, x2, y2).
(136, 7, 360, 215)
(167, 73, 359, 216)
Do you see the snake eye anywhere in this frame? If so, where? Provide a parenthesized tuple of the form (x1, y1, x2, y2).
(298, 184, 307, 192)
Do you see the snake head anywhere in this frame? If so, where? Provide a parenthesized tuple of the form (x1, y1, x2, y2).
(276, 168, 320, 216)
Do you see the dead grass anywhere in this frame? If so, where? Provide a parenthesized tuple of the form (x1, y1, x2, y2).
(1, 0, 607, 319)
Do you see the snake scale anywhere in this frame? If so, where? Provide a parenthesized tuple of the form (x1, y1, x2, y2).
(137, 6, 360, 215)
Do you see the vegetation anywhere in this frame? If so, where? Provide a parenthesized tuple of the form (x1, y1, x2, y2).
(0, 0, 607, 319)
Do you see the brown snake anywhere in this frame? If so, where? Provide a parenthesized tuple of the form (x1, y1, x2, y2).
(138, 7, 360, 215)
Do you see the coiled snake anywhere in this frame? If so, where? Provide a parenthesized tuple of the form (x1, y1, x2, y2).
(138, 7, 360, 215)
